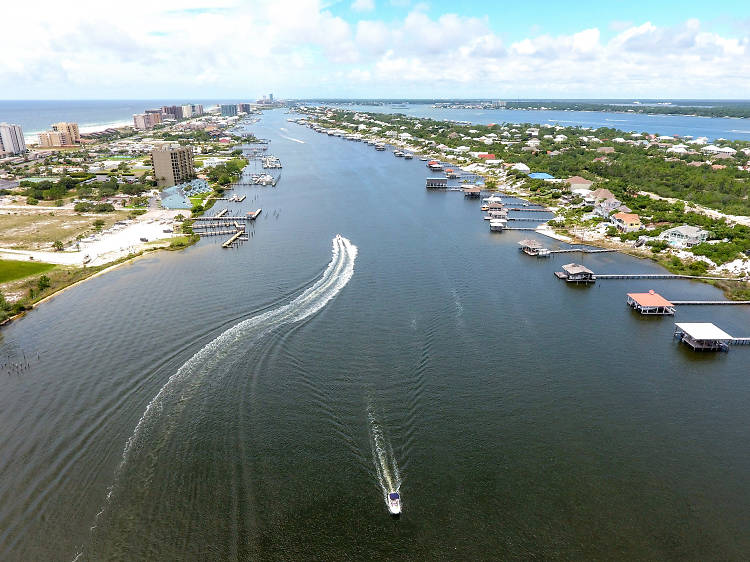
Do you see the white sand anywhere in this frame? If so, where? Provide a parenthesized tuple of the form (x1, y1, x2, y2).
(0, 209, 182, 267)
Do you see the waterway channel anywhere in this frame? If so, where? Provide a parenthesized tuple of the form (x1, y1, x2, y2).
(0, 109, 749, 560)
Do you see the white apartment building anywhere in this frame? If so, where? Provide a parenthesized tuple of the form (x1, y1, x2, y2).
(0, 123, 26, 156)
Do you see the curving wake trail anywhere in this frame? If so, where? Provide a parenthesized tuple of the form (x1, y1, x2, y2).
(86, 235, 357, 546)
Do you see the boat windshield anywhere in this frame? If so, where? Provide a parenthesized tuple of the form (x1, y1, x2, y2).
(389, 493, 400, 500)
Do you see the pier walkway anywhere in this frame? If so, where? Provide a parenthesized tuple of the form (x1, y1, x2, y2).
(670, 300, 750, 305)
(597, 274, 740, 281)
(548, 248, 615, 254)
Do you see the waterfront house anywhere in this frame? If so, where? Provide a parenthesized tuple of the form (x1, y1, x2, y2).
(597, 146, 615, 154)
(658, 225, 709, 248)
(611, 212, 642, 232)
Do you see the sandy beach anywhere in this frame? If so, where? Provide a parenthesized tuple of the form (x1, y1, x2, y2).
(0, 209, 182, 267)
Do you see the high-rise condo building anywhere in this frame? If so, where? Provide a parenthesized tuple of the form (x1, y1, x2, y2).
(161, 105, 183, 120)
(181, 104, 205, 118)
(133, 112, 163, 130)
(152, 146, 195, 187)
(237, 103, 252, 113)
(0, 123, 26, 156)
(220, 104, 238, 117)
(38, 122, 80, 147)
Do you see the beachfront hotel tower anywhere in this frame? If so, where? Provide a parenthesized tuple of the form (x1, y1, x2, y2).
(0, 123, 26, 156)
(38, 122, 80, 148)
(133, 112, 163, 131)
(152, 146, 195, 187)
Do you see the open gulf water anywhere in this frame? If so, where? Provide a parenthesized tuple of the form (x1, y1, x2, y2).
(1, 109, 750, 560)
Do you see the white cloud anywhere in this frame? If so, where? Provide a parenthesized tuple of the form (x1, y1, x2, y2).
(0, 2, 748, 99)
(351, 0, 374, 12)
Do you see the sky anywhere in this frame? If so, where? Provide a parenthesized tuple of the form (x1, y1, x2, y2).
(2, 0, 749, 99)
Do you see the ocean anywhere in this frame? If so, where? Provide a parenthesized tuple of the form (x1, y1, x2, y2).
(2, 100, 750, 143)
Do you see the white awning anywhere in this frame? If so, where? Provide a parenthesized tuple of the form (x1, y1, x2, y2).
(675, 323, 733, 340)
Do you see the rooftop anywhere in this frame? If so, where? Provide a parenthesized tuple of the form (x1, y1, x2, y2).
(675, 323, 733, 341)
(518, 239, 543, 249)
(562, 263, 593, 275)
(627, 291, 672, 308)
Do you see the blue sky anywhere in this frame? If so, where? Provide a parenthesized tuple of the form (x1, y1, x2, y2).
(1, 0, 749, 99)
(328, 0, 747, 41)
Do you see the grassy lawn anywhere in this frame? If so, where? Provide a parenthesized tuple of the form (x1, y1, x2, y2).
(0, 259, 56, 283)
(0, 211, 129, 250)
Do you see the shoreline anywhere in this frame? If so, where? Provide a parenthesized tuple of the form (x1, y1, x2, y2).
(0, 236, 198, 329)
(23, 120, 133, 143)
(298, 114, 749, 298)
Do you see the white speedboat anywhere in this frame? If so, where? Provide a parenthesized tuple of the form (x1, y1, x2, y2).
(388, 492, 401, 515)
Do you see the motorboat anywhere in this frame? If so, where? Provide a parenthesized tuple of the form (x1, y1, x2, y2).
(388, 492, 401, 515)
(403, 153, 413, 159)
(394, 150, 404, 157)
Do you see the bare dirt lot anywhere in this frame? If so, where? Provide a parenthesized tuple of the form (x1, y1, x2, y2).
(0, 210, 129, 250)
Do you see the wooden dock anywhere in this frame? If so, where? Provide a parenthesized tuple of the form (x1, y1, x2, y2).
(193, 215, 254, 221)
(670, 300, 750, 305)
(222, 231, 245, 248)
(548, 248, 615, 254)
(731, 338, 750, 345)
(215, 208, 228, 218)
(506, 207, 549, 212)
(196, 229, 242, 236)
(597, 274, 739, 281)
(506, 217, 548, 222)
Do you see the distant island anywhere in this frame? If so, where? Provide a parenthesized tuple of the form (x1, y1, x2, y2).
(302, 99, 750, 119)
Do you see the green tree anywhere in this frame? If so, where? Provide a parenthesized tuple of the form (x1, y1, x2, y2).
(53, 240, 64, 251)
(93, 219, 105, 230)
(37, 275, 51, 291)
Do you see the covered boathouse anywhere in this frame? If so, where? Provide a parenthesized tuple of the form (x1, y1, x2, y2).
(518, 239, 544, 256)
(674, 323, 733, 351)
(463, 186, 481, 198)
(555, 263, 596, 283)
(627, 290, 675, 315)
(426, 177, 447, 188)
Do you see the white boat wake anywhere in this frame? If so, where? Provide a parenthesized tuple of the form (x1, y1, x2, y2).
(92, 235, 357, 527)
(279, 128, 305, 143)
(367, 398, 402, 512)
